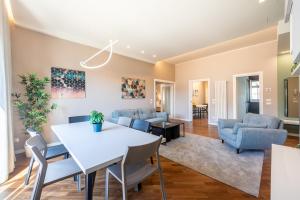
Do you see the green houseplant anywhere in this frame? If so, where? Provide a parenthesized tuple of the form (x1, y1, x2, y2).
(90, 110, 104, 132)
(12, 73, 57, 133)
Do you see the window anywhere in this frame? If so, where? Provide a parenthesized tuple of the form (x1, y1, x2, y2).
(250, 80, 260, 102)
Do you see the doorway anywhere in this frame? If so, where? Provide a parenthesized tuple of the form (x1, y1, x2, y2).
(188, 79, 210, 123)
(233, 72, 263, 119)
(154, 79, 175, 118)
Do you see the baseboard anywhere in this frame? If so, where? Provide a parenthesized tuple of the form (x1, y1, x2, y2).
(15, 141, 62, 155)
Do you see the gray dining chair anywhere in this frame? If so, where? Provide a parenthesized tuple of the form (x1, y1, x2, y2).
(117, 117, 132, 127)
(68, 115, 90, 186)
(105, 136, 166, 200)
(26, 135, 82, 200)
(24, 128, 69, 186)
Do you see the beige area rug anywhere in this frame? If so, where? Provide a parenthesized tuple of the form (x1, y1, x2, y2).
(159, 133, 264, 197)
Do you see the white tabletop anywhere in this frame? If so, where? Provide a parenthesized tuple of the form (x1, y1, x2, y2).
(51, 121, 159, 174)
(271, 144, 300, 200)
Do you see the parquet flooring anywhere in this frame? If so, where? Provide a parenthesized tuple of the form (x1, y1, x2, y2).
(0, 118, 298, 200)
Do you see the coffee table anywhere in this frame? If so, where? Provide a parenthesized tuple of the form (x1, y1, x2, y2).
(151, 122, 181, 143)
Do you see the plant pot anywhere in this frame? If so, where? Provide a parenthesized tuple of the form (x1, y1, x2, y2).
(25, 145, 32, 158)
(93, 123, 102, 132)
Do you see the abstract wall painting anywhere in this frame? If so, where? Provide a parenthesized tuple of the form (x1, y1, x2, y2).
(121, 77, 146, 99)
(51, 67, 86, 99)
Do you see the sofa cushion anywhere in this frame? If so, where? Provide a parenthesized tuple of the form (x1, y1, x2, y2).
(145, 117, 165, 123)
(242, 113, 280, 129)
(116, 109, 138, 119)
(138, 108, 155, 119)
(233, 122, 267, 134)
(221, 128, 237, 141)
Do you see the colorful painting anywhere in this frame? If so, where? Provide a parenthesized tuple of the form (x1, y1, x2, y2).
(51, 67, 85, 99)
(121, 77, 146, 99)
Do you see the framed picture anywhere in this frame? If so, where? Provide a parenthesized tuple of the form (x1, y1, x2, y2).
(121, 77, 146, 99)
(51, 67, 86, 99)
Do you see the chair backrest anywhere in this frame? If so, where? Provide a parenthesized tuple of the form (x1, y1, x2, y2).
(68, 115, 90, 123)
(122, 136, 162, 167)
(27, 128, 38, 137)
(117, 117, 132, 127)
(26, 135, 48, 200)
(130, 119, 151, 133)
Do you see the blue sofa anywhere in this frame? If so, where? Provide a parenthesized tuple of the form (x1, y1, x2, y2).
(218, 113, 287, 153)
(111, 108, 169, 124)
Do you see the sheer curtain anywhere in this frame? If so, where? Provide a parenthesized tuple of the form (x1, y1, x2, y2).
(0, 0, 15, 184)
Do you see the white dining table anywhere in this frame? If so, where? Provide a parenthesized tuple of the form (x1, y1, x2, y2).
(51, 121, 160, 200)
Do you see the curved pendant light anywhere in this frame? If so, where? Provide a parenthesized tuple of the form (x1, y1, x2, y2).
(80, 40, 119, 69)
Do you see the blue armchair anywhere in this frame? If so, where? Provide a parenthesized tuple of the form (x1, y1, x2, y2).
(218, 113, 287, 153)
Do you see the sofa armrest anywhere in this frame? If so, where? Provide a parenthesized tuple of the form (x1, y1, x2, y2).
(155, 112, 169, 121)
(218, 119, 242, 129)
(236, 128, 288, 149)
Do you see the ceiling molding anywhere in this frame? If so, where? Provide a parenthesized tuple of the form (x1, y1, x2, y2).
(165, 26, 278, 64)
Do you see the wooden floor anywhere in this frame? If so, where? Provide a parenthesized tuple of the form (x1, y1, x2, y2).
(0, 119, 298, 200)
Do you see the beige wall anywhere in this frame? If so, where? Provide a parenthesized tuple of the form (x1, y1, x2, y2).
(11, 26, 175, 151)
(175, 40, 278, 123)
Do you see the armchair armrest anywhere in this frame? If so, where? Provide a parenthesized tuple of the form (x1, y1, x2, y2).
(236, 128, 288, 149)
(218, 119, 242, 129)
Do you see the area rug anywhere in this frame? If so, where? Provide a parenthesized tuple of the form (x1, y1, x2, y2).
(159, 133, 264, 197)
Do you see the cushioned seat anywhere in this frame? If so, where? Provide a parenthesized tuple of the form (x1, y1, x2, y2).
(44, 158, 82, 186)
(218, 113, 288, 153)
(111, 108, 169, 124)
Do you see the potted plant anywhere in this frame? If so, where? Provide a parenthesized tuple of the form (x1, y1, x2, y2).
(12, 73, 57, 157)
(90, 110, 104, 132)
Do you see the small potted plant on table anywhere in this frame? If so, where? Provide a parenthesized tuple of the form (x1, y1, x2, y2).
(90, 110, 104, 132)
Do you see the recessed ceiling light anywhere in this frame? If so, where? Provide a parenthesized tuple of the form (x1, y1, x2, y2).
(140, 50, 145, 54)
(152, 54, 157, 58)
(126, 45, 131, 49)
(259, 0, 265, 3)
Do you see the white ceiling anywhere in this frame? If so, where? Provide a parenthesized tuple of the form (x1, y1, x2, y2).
(11, 0, 285, 64)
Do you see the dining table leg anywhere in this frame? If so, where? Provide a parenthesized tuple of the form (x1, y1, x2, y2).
(85, 171, 97, 200)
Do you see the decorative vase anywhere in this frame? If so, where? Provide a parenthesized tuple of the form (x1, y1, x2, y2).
(93, 123, 102, 132)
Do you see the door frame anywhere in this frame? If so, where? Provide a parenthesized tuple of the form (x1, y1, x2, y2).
(188, 78, 211, 123)
(153, 79, 175, 118)
(232, 71, 263, 119)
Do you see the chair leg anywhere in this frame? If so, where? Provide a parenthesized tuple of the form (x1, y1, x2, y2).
(236, 149, 240, 154)
(25, 157, 34, 185)
(105, 170, 109, 200)
(158, 168, 167, 200)
(221, 139, 224, 144)
(77, 174, 81, 192)
(121, 182, 127, 200)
